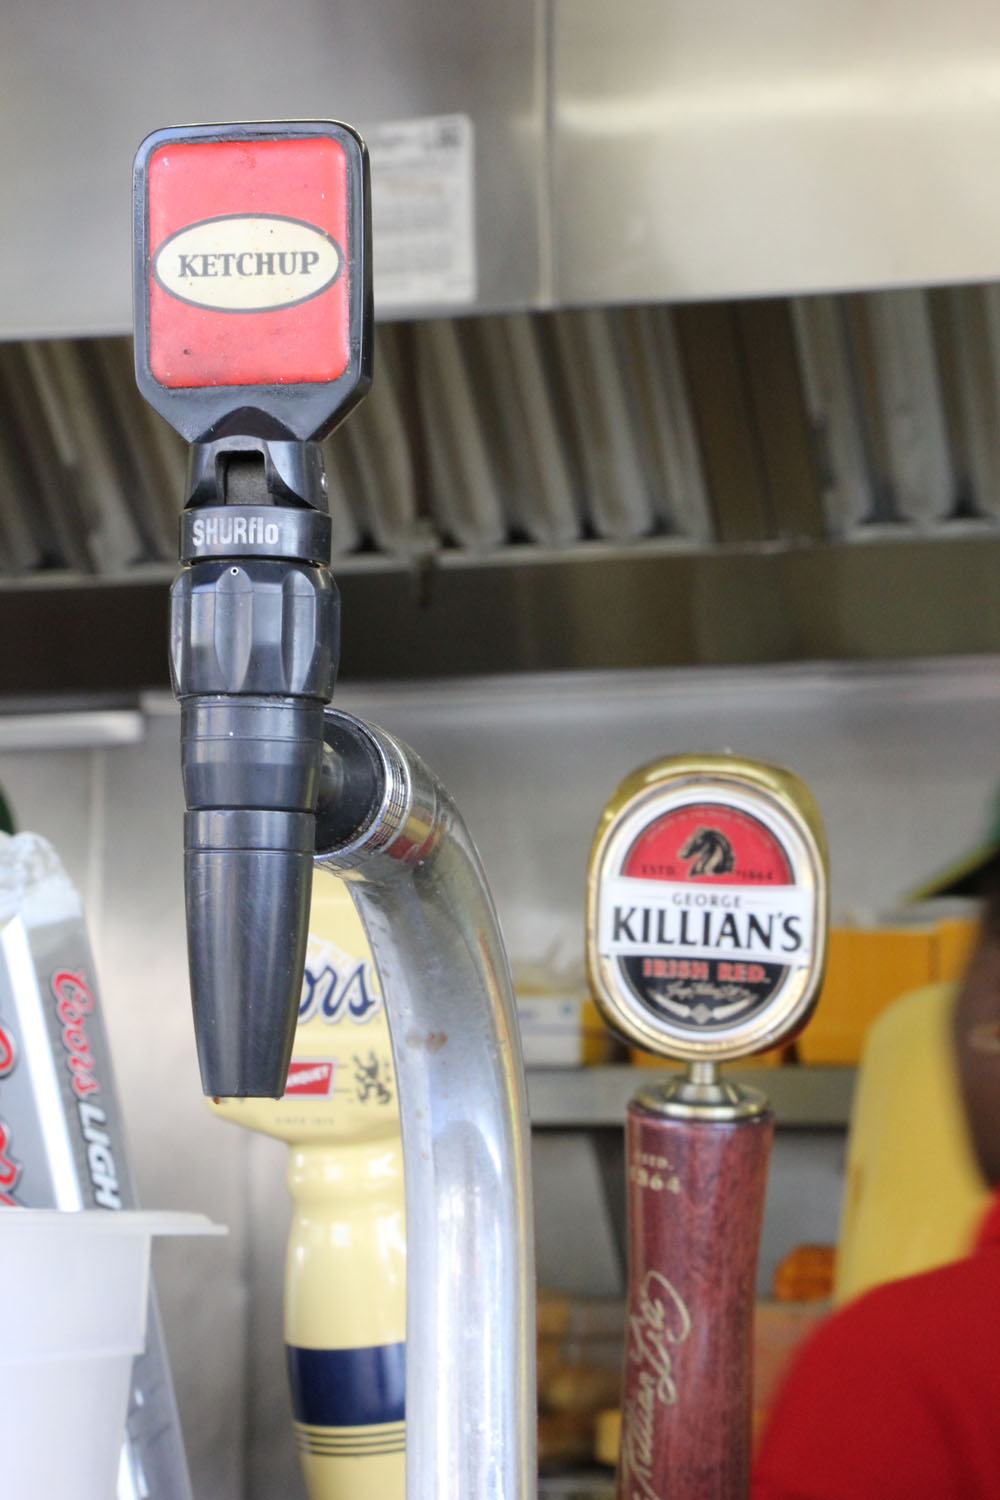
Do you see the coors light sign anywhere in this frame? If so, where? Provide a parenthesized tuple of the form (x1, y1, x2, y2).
(587, 754, 829, 1500)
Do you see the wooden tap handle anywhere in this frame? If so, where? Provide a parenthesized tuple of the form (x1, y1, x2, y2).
(617, 1099, 774, 1500)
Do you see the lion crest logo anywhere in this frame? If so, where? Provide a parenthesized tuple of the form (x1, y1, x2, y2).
(679, 826, 735, 876)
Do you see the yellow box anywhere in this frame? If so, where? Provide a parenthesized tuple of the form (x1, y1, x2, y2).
(628, 1045, 789, 1068)
(933, 916, 978, 984)
(797, 926, 937, 1065)
(582, 997, 622, 1065)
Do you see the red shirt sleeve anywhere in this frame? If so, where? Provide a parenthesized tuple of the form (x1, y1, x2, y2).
(752, 1288, 959, 1500)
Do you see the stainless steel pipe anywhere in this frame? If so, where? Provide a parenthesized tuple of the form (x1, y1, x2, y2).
(315, 709, 537, 1500)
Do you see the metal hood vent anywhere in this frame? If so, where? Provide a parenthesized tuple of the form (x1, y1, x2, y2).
(2, 284, 1000, 693)
(0, 310, 711, 574)
(2, 287, 1000, 574)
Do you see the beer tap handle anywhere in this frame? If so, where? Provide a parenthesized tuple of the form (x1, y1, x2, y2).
(587, 755, 829, 1500)
(620, 1066, 774, 1497)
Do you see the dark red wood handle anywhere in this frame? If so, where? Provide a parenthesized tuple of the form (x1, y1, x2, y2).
(617, 1099, 774, 1500)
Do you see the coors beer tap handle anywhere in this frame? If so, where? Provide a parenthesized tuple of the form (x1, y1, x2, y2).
(132, 122, 372, 1097)
(586, 755, 828, 1500)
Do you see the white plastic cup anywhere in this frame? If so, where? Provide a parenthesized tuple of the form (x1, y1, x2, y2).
(0, 1210, 224, 1500)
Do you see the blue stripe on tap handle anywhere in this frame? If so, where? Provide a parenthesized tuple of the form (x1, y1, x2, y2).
(286, 1342, 406, 1428)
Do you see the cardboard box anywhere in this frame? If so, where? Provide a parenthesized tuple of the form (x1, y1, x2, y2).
(933, 916, 978, 984)
(797, 926, 937, 1065)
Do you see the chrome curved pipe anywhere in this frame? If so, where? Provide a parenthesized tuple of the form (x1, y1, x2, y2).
(314, 708, 536, 1500)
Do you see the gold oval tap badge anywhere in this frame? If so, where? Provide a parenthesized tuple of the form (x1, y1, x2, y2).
(586, 755, 829, 1062)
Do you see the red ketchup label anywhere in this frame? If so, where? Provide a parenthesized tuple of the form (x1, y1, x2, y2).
(147, 136, 350, 389)
(607, 802, 803, 1034)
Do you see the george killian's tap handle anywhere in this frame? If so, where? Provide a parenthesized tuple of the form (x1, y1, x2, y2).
(618, 1087, 774, 1497)
(587, 755, 828, 1500)
(132, 121, 371, 1097)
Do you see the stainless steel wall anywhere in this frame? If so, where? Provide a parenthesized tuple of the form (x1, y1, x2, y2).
(9, 0, 1000, 338)
(3, 0, 543, 338)
(2, 657, 996, 1497)
(551, 0, 1000, 302)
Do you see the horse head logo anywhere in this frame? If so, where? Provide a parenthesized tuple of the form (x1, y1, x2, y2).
(679, 826, 735, 876)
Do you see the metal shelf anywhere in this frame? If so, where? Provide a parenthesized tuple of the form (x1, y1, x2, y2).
(526, 1065, 856, 1130)
(538, 1472, 614, 1499)
(6, 531, 1000, 697)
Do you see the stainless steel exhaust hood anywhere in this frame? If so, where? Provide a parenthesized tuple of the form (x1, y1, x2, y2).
(2, 0, 544, 339)
(3, 285, 1000, 694)
(5, 2, 1000, 693)
(8, 0, 1000, 338)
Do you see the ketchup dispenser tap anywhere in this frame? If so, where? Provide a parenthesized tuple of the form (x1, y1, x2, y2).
(133, 120, 371, 1098)
(587, 755, 828, 1499)
(134, 121, 536, 1500)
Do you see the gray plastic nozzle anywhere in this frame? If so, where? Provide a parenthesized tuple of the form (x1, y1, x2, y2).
(172, 476, 337, 1098)
(184, 806, 317, 1096)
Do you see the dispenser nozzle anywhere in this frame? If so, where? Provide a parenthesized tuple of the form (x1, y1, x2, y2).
(132, 121, 371, 1097)
(171, 446, 339, 1096)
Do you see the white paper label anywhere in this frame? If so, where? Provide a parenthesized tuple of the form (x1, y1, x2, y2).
(366, 114, 476, 309)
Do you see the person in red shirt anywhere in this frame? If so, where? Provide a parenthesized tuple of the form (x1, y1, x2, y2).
(753, 863, 1000, 1500)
